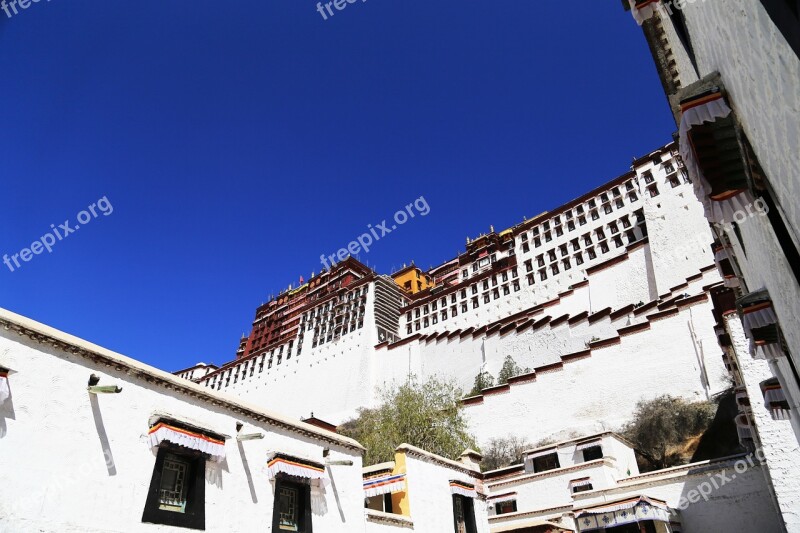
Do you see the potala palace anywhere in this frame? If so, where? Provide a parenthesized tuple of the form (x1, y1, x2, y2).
(185, 141, 725, 446)
(2, 1, 800, 532)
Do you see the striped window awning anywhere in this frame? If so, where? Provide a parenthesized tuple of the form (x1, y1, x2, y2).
(762, 380, 791, 420)
(449, 480, 477, 499)
(576, 496, 670, 531)
(678, 88, 754, 226)
(0, 369, 9, 405)
(527, 447, 557, 459)
(735, 388, 750, 408)
(575, 440, 601, 452)
(487, 491, 517, 505)
(363, 473, 406, 498)
(735, 413, 753, 441)
(148, 420, 227, 462)
(739, 292, 783, 360)
(713, 244, 740, 289)
(266, 453, 328, 484)
(569, 477, 593, 489)
(628, 0, 659, 25)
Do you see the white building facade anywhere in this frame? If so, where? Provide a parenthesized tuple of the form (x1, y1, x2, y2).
(624, 1, 800, 530)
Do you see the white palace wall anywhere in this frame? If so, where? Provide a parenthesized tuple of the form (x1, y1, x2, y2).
(681, 0, 800, 245)
(0, 309, 365, 533)
(458, 297, 728, 446)
(203, 281, 385, 423)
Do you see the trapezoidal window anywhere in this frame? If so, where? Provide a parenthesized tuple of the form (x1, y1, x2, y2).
(142, 447, 207, 530)
(273, 477, 313, 532)
(452, 495, 478, 533)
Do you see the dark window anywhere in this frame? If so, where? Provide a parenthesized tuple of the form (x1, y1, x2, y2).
(272, 478, 313, 532)
(572, 483, 594, 494)
(495, 500, 518, 515)
(582, 445, 603, 462)
(533, 452, 560, 473)
(142, 446, 207, 530)
(452, 495, 478, 533)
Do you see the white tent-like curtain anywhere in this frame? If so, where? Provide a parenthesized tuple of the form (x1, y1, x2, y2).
(363, 473, 406, 498)
(527, 447, 557, 459)
(449, 481, 477, 499)
(713, 245, 740, 288)
(741, 300, 783, 360)
(678, 92, 755, 226)
(569, 478, 593, 489)
(487, 492, 517, 506)
(575, 440, 601, 452)
(628, 0, 659, 25)
(266, 453, 328, 485)
(576, 496, 670, 531)
(763, 386, 791, 420)
(266, 453, 330, 516)
(148, 421, 226, 463)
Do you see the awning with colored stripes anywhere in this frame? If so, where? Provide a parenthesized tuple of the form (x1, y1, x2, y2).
(762, 381, 791, 420)
(487, 491, 517, 505)
(628, 0, 659, 25)
(363, 473, 406, 498)
(266, 453, 328, 484)
(148, 421, 226, 462)
(527, 447, 557, 459)
(575, 440, 601, 452)
(450, 480, 477, 498)
(575, 496, 670, 531)
(678, 88, 754, 226)
(569, 478, 593, 489)
(740, 295, 783, 360)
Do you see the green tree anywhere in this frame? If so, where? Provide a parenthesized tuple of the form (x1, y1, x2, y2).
(621, 395, 716, 470)
(339, 375, 478, 465)
(467, 370, 495, 396)
(496, 355, 531, 384)
(480, 435, 531, 471)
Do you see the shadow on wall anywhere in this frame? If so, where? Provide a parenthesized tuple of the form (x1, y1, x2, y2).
(692, 389, 744, 463)
(89, 393, 118, 476)
(0, 389, 14, 438)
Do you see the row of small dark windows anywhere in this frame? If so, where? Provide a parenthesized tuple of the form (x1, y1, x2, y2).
(406, 280, 522, 333)
(406, 269, 520, 321)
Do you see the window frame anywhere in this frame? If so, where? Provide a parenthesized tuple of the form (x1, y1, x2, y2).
(141, 445, 207, 530)
(452, 494, 478, 533)
(272, 476, 314, 533)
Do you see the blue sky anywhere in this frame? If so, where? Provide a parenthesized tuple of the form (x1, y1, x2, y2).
(0, 1, 675, 371)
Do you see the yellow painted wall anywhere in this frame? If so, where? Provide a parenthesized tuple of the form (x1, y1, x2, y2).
(391, 267, 433, 295)
(390, 451, 411, 516)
